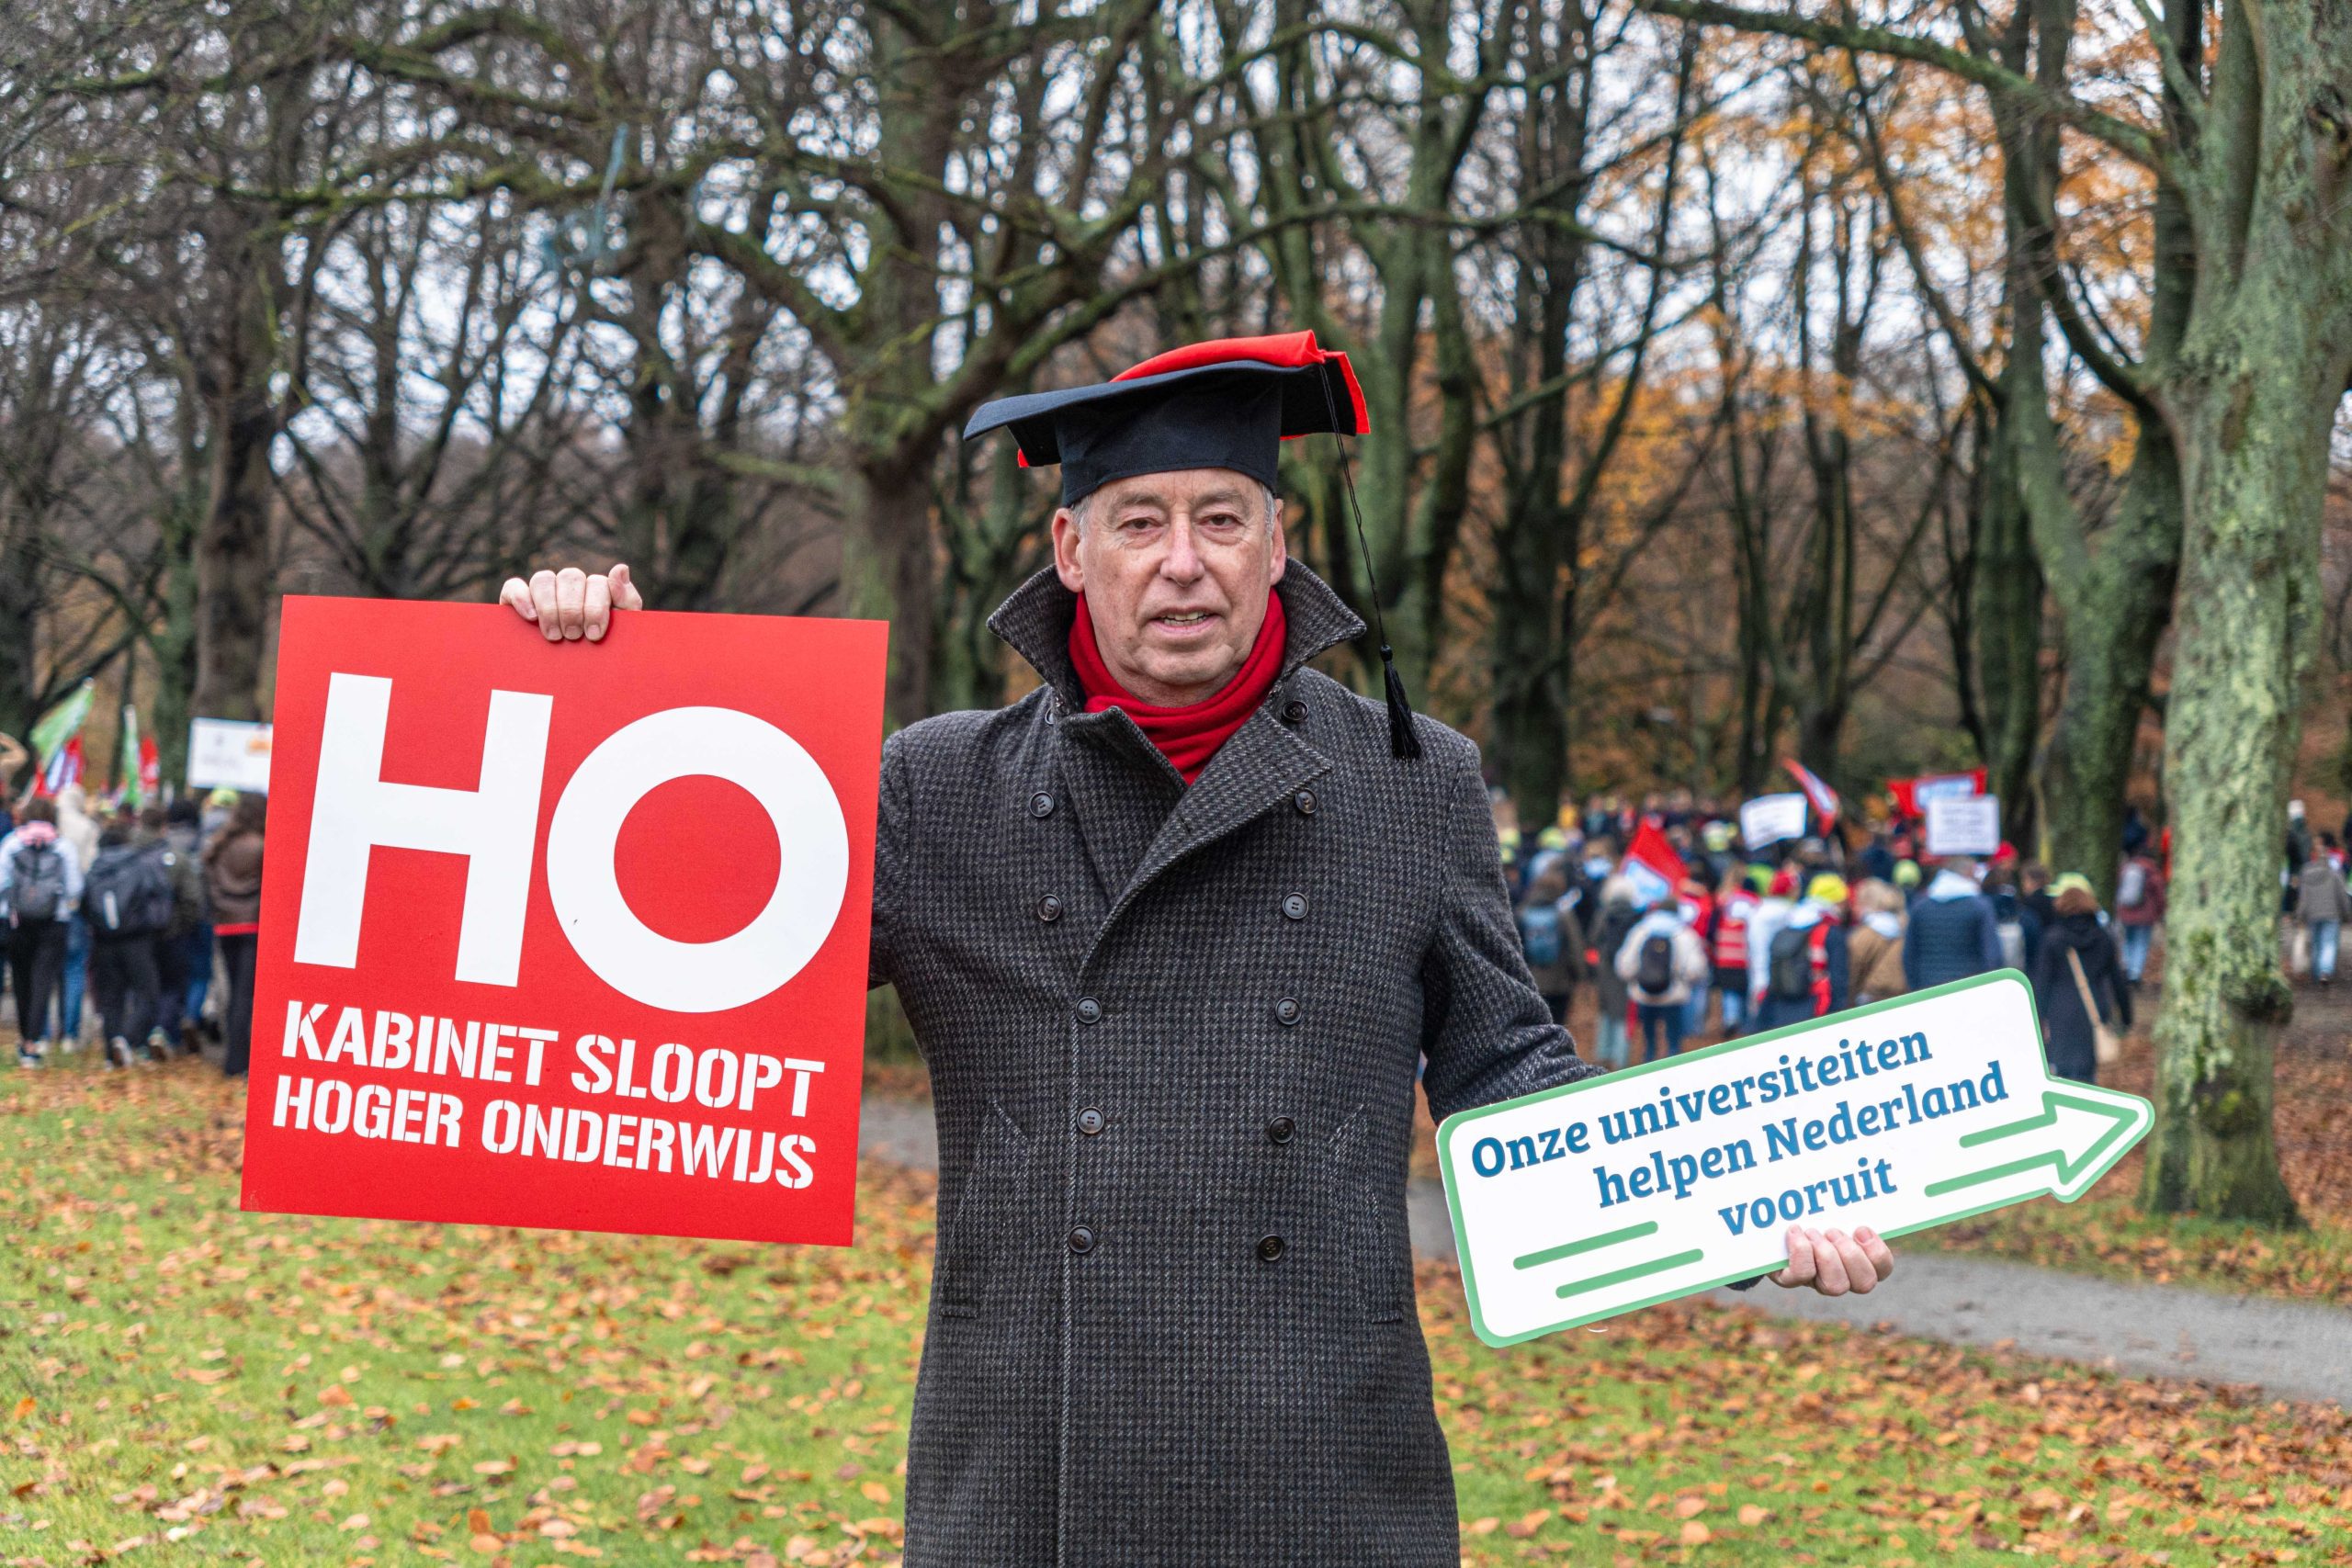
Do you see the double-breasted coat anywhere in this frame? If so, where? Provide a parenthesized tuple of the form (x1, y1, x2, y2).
(869, 564, 1596, 1565)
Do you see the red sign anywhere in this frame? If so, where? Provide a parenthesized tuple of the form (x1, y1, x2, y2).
(241, 598, 888, 1247)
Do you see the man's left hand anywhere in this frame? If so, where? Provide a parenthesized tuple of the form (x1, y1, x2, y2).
(1770, 1225, 1894, 1295)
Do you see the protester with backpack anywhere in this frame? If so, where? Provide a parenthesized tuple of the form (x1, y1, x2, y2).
(144, 802, 209, 1051)
(2296, 835, 2352, 986)
(1710, 867, 1760, 1036)
(203, 793, 266, 1077)
(1587, 878, 1644, 1070)
(2113, 845, 2165, 986)
(1, 798, 83, 1067)
(85, 813, 175, 1067)
(1515, 861, 1589, 1026)
(1614, 898, 1712, 1061)
(1752, 874, 1851, 1032)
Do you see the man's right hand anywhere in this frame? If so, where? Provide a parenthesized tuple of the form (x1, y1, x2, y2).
(499, 564, 641, 641)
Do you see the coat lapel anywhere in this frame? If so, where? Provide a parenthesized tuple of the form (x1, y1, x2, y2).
(1086, 706, 1331, 952)
(1054, 706, 1182, 906)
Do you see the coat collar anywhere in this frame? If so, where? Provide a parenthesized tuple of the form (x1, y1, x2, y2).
(987, 562, 1367, 711)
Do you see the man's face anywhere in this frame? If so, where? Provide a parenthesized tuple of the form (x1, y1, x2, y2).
(1052, 467, 1286, 706)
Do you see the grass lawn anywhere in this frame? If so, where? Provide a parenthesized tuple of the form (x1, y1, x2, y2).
(8, 1058, 2352, 1567)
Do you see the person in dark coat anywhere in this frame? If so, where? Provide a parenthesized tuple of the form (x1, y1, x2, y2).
(2030, 874, 2132, 1083)
(1905, 859, 2004, 988)
(201, 793, 266, 1077)
(502, 334, 1894, 1568)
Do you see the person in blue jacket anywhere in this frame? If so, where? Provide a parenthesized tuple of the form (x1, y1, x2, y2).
(1905, 859, 2004, 988)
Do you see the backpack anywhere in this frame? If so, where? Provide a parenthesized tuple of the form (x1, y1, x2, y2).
(1634, 932, 1677, 997)
(2116, 860, 2147, 909)
(155, 843, 204, 938)
(1519, 904, 1564, 969)
(85, 848, 172, 936)
(1768, 923, 1816, 1001)
(8, 840, 69, 922)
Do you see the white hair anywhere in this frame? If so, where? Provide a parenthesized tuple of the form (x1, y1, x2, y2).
(1069, 481, 1280, 536)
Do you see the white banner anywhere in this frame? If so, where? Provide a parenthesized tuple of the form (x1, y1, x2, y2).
(187, 717, 273, 793)
(1738, 793, 1809, 851)
(1925, 794, 2001, 856)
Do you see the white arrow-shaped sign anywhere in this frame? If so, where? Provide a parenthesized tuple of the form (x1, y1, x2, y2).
(1437, 970, 2152, 1347)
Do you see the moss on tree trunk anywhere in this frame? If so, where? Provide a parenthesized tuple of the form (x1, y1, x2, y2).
(2143, 305, 2334, 1225)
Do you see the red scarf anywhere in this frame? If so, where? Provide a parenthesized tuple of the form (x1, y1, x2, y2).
(1069, 591, 1286, 783)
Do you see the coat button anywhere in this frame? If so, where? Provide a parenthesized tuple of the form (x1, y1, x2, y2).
(1266, 1116, 1295, 1144)
(1069, 1225, 1097, 1255)
(1036, 894, 1064, 923)
(1076, 997, 1102, 1025)
(1030, 791, 1056, 818)
(1282, 892, 1308, 920)
(1281, 699, 1308, 726)
(1077, 1107, 1105, 1135)
(1273, 997, 1302, 1027)
(1293, 789, 1317, 816)
(1257, 1235, 1286, 1263)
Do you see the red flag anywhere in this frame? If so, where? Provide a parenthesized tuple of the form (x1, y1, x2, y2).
(1783, 758, 1839, 824)
(1619, 818, 1687, 908)
(138, 736, 161, 801)
(1886, 768, 1985, 818)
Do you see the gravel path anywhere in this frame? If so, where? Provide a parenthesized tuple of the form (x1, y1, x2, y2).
(858, 1095, 2352, 1408)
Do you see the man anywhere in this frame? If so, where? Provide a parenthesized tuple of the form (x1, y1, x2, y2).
(1905, 856, 2004, 989)
(503, 333, 1893, 1565)
(2298, 835, 2351, 985)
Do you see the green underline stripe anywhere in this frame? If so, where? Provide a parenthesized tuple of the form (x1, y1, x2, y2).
(1555, 1248, 1704, 1298)
(1515, 1220, 1659, 1271)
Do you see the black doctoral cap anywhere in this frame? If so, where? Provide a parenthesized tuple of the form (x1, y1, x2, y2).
(961, 331, 1421, 760)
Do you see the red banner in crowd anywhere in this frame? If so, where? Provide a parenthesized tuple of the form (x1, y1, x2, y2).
(241, 599, 888, 1247)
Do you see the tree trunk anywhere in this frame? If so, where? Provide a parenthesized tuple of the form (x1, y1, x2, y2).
(2143, 318, 2333, 1224)
(2039, 428, 2180, 899)
(1973, 377, 2044, 852)
(191, 244, 277, 724)
(848, 457, 939, 726)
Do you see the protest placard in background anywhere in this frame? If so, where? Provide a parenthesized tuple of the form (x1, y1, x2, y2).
(1439, 973, 2151, 1346)
(1738, 793, 1809, 851)
(1925, 794, 2003, 857)
(241, 599, 888, 1247)
(187, 717, 274, 793)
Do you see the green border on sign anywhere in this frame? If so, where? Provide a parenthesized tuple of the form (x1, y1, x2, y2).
(1435, 968, 2154, 1348)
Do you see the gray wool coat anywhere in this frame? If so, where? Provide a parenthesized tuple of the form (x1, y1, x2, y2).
(868, 564, 1596, 1566)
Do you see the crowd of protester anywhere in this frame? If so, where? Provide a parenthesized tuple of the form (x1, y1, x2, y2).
(0, 784, 266, 1077)
(1501, 792, 2161, 1086)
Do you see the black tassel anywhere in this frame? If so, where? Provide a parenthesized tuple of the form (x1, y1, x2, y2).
(1315, 364, 1421, 762)
(1380, 644, 1422, 760)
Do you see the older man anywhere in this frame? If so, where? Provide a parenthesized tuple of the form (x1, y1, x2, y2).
(503, 333, 1893, 1567)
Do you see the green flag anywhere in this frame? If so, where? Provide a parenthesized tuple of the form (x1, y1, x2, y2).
(120, 705, 143, 807)
(29, 680, 95, 762)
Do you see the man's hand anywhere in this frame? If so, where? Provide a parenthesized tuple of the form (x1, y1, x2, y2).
(1770, 1225, 1894, 1296)
(498, 563, 641, 642)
